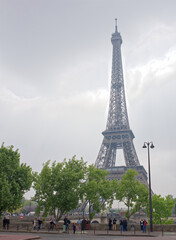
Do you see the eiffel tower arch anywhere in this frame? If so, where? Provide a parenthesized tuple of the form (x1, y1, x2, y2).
(95, 20, 148, 186)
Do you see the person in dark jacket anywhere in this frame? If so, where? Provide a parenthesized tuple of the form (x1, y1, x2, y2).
(38, 217, 42, 230)
(81, 218, 86, 234)
(63, 216, 68, 233)
(113, 218, 117, 230)
(140, 219, 143, 232)
(3, 216, 7, 229)
(73, 223, 76, 234)
(123, 219, 127, 231)
(120, 219, 123, 231)
(49, 218, 54, 231)
(108, 218, 112, 230)
(6, 216, 10, 230)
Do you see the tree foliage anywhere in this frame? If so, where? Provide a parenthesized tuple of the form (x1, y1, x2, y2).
(115, 169, 148, 221)
(0, 143, 33, 216)
(81, 165, 114, 221)
(33, 156, 87, 221)
(34, 159, 116, 222)
(147, 194, 175, 224)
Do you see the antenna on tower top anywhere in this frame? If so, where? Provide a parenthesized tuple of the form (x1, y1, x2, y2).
(115, 18, 118, 32)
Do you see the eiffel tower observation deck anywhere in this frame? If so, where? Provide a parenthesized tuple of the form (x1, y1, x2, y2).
(95, 20, 147, 185)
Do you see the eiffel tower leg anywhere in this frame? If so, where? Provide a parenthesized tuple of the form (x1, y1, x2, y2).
(123, 140, 140, 167)
(95, 142, 107, 168)
(95, 141, 116, 168)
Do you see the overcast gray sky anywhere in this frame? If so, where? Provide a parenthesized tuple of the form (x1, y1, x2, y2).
(0, 0, 176, 199)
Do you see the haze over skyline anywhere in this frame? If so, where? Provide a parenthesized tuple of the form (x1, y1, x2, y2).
(0, 0, 176, 199)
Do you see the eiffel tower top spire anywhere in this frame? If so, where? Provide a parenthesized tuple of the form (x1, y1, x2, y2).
(111, 19, 122, 44)
(106, 20, 128, 131)
(115, 18, 118, 32)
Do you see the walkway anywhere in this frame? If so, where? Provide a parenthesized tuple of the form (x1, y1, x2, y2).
(0, 230, 176, 240)
(0, 234, 40, 240)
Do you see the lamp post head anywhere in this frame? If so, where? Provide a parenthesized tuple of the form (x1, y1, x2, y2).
(142, 143, 147, 148)
(143, 142, 155, 149)
(150, 143, 155, 149)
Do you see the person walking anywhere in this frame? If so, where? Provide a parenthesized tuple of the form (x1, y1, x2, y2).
(86, 218, 90, 230)
(120, 219, 123, 232)
(140, 219, 143, 232)
(3, 216, 7, 229)
(6, 216, 10, 230)
(49, 218, 54, 231)
(81, 218, 86, 234)
(108, 218, 112, 231)
(143, 219, 147, 233)
(38, 217, 42, 230)
(77, 217, 82, 231)
(73, 223, 77, 234)
(53, 217, 57, 230)
(113, 217, 117, 231)
(123, 219, 127, 231)
(33, 218, 37, 230)
(66, 218, 70, 232)
(63, 216, 68, 233)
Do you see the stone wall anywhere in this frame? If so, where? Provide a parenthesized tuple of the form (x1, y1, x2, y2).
(0, 217, 176, 232)
(90, 223, 176, 232)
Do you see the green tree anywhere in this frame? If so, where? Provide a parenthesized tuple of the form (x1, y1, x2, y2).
(115, 169, 148, 221)
(147, 194, 175, 224)
(0, 143, 33, 216)
(33, 156, 86, 221)
(81, 165, 114, 221)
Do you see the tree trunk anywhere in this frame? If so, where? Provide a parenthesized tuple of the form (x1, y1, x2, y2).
(56, 211, 63, 222)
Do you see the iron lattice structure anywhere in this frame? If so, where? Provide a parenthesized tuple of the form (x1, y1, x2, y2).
(95, 21, 147, 185)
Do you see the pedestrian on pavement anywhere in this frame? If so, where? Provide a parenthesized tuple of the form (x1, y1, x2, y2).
(53, 218, 57, 230)
(143, 219, 147, 233)
(33, 218, 37, 230)
(66, 218, 71, 232)
(120, 219, 123, 232)
(49, 218, 54, 231)
(108, 217, 112, 231)
(113, 217, 117, 231)
(77, 217, 82, 231)
(63, 216, 68, 233)
(86, 218, 90, 230)
(38, 217, 42, 230)
(3, 216, 7, 229)
(123, 219, 127, 231)
(140, 219, 143, 232)
(6, 216, 10, 230)
(81, 218, 86, 234)
(73, 223, 77, 234)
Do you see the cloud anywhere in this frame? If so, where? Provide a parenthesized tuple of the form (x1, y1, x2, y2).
(126, 48, 176, 103)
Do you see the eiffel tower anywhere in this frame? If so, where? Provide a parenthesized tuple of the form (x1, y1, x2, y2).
(95, 20, 147, 185)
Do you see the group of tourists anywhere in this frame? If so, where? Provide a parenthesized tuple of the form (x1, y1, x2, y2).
(78, 217, 90, 233)
(108, 217, 128, 231)
(32, 215, 89, 233)
(140, 219, 147, 233)
(62, 216, 90, 234)
(33, 217, 43, 230)
(109, 217, 148, 232)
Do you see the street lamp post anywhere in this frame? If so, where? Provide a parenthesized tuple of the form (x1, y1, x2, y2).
(143, 142, 154, 232)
